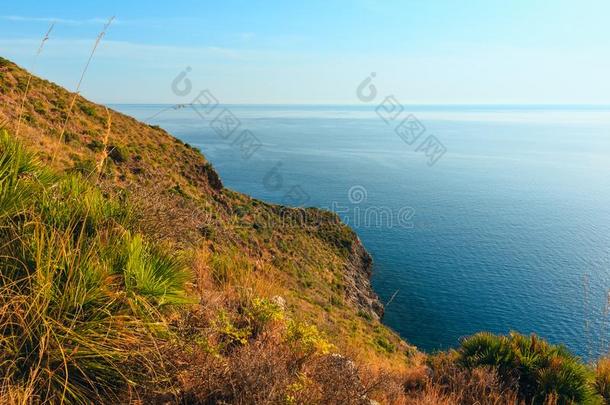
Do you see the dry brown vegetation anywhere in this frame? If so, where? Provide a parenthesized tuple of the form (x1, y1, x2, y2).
(0, 55, 410, 367)
(1, 56, 608, 404)
(0, 55, 417, 403)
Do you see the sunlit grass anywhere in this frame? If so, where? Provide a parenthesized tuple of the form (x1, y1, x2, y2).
(459, 332, 598, 404)
(0, 130, 187, 402)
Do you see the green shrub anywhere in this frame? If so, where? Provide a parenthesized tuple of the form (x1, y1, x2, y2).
(63, 130, 78, 143)
(0, 131, 54, 220)
(51, 97, 67, 109)
(37, 174, 131, 233)
(245, 297, 284, 336)
(70, 157, 97, 175)
(213, 310, 251, 348)
(32, 100, 46, 114)
(375, 336, 396, 354)
(458, 332, 597, 404)
(16, 78, 27, 92)
(284, 320, 333, 356)
(21, 112, 35, 124)
(79, 103, 97, 117)
(357, 310, 372, 321)
(87, 139, 104, 152)
(0, 131, 189, 402)
(0, 222, 154, 403)
(118, 232, 190, 309)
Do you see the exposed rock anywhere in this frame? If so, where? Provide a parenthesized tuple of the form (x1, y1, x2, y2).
(271, 295, 286, 311)
(202, 163, 223, 191)
(330, 353, 356, 370)
(343, 236, 384, 321)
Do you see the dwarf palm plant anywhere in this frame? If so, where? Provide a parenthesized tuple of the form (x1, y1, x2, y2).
(459, 332, 597, 404)
(0, 131, 189, 402)
(0, 130, 54, 221)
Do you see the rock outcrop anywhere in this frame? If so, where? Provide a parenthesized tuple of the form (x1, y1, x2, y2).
(344, 237, 384, 321)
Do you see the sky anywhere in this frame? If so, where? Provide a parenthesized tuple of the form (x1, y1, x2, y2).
(1, 0, 609, 104)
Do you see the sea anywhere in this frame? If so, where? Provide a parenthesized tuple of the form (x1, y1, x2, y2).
(113, 104, 610, 360)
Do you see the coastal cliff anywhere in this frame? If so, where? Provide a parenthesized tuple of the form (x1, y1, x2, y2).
(0, 56, 412, 400)
(0, 56, 387, 323)
(1, 55, 607, 404)
(346, 237, 384, 320)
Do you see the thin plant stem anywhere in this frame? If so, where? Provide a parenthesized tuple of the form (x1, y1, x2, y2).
(53, 16, 115, 163)
(96, 107, 112, 177)
(15, 23, 54, 137)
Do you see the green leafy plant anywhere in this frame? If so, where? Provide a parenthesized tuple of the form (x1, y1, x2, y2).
(0, 132, 189, 402)
(119, 232, 190, 309)
(213, 310, 251, 348)
(87, 139, 105, 152)
(245, 297, 284, 336)
(0, 130, 54, 220)
(284, 320, 333, 356)
(458, 332, 597, 404)
(79, 103, 97, 117)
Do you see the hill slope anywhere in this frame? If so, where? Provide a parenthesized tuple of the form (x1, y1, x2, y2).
(0, 56, 417, 398)
(3, 56, 604, 404)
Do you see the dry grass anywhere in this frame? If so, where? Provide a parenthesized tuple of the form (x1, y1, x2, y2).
(425, 352, 520, 405)
(54, 17, 114, 162)
(95, 106, 112, 175)
(0, 132, 187, 403)
(595, 356, 610, 402)
(147, 318, 531, 405)
(15, 23, 54, 138)
(4, 55, 608, 404)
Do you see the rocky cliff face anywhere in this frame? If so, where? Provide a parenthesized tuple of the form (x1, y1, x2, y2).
(345, 237, 384, 321)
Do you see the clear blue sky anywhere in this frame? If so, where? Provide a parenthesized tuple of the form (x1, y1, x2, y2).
(1, 0, 609, 104)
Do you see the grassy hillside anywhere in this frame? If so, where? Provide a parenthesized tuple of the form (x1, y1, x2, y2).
(0, 56, 418, 400)
(0, 55, 408, 358)
(1, 56, 609, 404)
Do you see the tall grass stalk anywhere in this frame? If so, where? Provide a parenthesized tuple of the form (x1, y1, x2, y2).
(96, 107, 112, 176)
(53, 17, 115, 162)
(15, 23, 54, 137)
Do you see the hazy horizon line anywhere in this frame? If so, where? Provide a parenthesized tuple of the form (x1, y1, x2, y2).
(106, 102, 610, 107)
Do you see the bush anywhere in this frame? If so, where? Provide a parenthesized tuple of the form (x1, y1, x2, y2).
(118, 232, 190, 309)
(63, 130, 78, 143)
(70, 157, 97, 175)
(284, 320, 333, 356)
(87, 139, 104, 152)
(245, 297, 284, 336)
(0, 131, 188, 402)
(376, 336, 396, 354)
(458, 332, 597, 404)
(177, 335, 296, 404)
(421, 351, 520, 405)
(79, 103, 97, 117)
(0, 131, 54, 220)
(37, 174, 131, 233)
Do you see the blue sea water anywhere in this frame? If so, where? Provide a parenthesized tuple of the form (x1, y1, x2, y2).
(113, 104, 610, 360)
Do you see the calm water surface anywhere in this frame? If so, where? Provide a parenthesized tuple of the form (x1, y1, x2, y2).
(114, 104, 610, 359)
